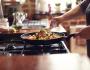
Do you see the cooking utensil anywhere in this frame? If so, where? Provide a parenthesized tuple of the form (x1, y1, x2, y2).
(21, 32, 76, 45)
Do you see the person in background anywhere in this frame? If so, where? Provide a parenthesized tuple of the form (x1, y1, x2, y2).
(50, 0, 90, 57)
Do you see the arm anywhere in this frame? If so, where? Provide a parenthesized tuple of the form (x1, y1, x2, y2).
(50, 0, 87, 27)
(52, 4, 85, 23)
(59, 4, 85, 21)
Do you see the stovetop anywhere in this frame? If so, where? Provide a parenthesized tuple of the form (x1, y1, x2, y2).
(0, 41, 69, 56)
(0, 31, 69, 56)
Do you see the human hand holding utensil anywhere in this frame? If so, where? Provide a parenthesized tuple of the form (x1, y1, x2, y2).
(50, 16, 64, 29)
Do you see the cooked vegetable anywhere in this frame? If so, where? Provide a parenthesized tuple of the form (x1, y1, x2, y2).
(23, 29, 62, 40)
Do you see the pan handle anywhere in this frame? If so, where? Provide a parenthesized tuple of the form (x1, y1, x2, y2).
(66, 33, 76, 40)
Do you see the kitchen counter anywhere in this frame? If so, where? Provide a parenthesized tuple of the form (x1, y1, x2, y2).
(0, 53, 90, 70)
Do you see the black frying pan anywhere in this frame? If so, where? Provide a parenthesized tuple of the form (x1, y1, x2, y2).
(21, 32, 75, 45)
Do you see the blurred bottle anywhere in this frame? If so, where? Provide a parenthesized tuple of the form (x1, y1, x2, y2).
(66, 0, 72, 12)
(55, 3, 61, 14)
(76, 0, 82, 4)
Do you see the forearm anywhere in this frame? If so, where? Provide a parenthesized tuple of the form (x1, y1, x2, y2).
(50, 1, 86, 27)
(63, 5, 84, 19)
(56, 4, 85, 22)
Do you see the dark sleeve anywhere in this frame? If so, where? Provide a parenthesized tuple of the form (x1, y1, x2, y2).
(80, 0, 90, 13)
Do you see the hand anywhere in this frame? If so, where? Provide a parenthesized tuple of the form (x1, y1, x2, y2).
(50, 16, 63, 28)
(76, 26, 90, 39)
